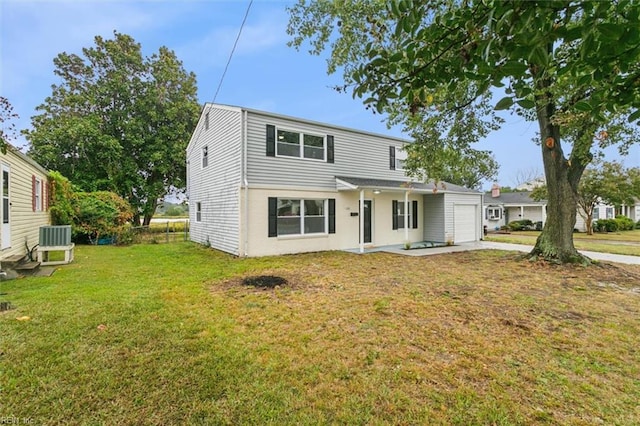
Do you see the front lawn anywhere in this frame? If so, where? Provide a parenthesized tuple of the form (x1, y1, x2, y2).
(2, 243, 640, 424)
(486, 230, 640, 256)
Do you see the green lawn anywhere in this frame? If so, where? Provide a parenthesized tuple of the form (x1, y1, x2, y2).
(486, 230, 640, 256)
(2, 243, 640, 424)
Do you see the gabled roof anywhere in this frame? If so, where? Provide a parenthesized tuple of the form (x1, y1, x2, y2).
(483, 191, 545, 206)
(5, 143, 48, 175)
(336, 176, 481, 194)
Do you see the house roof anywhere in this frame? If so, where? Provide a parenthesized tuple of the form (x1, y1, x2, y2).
(483, 191, 545, 206)
(336, 176, 481, 194)
(5, 143, 48, 175)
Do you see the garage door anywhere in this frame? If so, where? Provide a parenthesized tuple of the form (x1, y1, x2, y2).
(454, 204, 477, 243)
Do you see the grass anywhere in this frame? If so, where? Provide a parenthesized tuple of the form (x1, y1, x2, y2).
(2, 243, 640, 424)
(486, 230, 640, 256)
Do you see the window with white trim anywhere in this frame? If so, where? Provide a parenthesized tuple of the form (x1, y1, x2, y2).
(394, 146, 407, 170)
(487, 206, 502, 220)
(593, 208, 599, 220)
(395, 200, 412, 229)
(202, 146, 208, 168)
(195, 202, 202, 222)
(277, 199, 326, 235)
(34, 178, 42, 212)
(277, 129, 326, 161)
(606, 207, 614, 219)
(205, 112, 210, 130)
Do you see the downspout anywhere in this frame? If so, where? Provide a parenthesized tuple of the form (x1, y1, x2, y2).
(242, 109, 249, 257)
(404, 190, 409, 243)
(359, 189, 365, 253)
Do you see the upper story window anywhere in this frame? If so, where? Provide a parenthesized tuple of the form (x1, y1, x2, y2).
(266, 124, 334, 163)
(389, 146, 407, 170)
(205, 112, 210, 130)
(202, 146, 208, 168)
(277, 129, 325, 161)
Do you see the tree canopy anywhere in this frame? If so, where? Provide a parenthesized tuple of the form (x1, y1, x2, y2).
(25, 32, 200, 225)
(288, 0, 640, 263)
(0, 97, 19, 154)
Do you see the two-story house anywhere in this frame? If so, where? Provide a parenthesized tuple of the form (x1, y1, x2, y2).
(186, 103, 482, 257)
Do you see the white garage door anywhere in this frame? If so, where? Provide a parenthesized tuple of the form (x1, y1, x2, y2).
(454, 204, 478, 243)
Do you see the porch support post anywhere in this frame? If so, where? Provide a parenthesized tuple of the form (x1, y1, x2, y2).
(359, 189, 365, 253)
(404, 190, 409, 242)
(520, 205, 524, 219)
(542, 205, 546, 225)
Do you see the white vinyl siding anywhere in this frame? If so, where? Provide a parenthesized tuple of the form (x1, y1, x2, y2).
(444, 193, 482, 244)
(247, 111, 410, 190)
(186, 105, 242, 255)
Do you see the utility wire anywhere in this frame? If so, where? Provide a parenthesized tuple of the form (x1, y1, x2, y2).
(212, 0, 253, 103)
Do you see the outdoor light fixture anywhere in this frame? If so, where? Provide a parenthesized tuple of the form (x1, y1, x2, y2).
(373, 190, 381, 194)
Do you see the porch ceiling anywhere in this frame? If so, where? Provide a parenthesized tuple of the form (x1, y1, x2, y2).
(335, 176, 479, 194)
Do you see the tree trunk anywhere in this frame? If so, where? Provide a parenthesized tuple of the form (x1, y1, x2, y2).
(585, 212, 593, 235)
(529, 71, 589, 264)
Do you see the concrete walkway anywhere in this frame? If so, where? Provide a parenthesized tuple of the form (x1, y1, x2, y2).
(381, 241, 640, 265)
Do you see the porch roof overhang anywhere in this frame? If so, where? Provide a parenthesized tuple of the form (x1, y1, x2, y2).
(335, 176, 480, 195)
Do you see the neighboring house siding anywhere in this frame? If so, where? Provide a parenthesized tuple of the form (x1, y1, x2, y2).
(1, 148, 50, 260)
(423, 193, 445, 242)
(246, 110, 410, 189)
(186, 105, 242, 255)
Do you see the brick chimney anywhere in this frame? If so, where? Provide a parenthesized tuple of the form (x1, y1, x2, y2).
(491, 183, 500, 198)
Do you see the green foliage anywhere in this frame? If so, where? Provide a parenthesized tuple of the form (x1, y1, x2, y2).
(165, 205, 186, 217)
(73, 191, 133, 242)
(594, 219, 618, 233)
(48, 171, 76, 225)
(615, 215, 635, 231)
(0, 96, 19, 154)
(288, 0, 640, 262)
(25, 32, 200, 225)
(636, 220, 640, 230)
(508, 219, 534, 232)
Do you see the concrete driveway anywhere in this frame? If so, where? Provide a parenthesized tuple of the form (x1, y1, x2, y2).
(382, 241, 640, 265)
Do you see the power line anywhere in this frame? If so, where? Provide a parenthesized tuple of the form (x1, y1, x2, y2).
(212, 0, 253, 103)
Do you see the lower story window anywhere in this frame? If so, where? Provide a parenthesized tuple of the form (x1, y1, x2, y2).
(487, 206, 502, 220)
(195, 202, 202, 222)
(277, 199, 326, 235)
(269, 197, 336, 237)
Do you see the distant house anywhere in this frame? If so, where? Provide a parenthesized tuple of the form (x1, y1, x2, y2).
(483, 184, 637, 232)
(1, 144, 50, 262)
(186, 103, 483, 257)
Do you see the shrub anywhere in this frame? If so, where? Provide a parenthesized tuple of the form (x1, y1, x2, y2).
(48, 171, 75, 225)
(594, 219, 618, 232)
(636, 220, 640, 230)
(73, 191, 133, 243)
(508, 219, 534, 231)
(165, 206, 185, 216)
(615, 215, 635, 231)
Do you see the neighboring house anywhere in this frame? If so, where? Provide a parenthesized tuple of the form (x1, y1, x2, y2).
(0, 144, 50, 262)
(483, 184, 636, 232)
(483, 186, 546, 231)
(186, 103, 483, 257)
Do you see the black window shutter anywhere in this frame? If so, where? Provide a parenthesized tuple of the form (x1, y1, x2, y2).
(328, 199, 336, 234)
(412, 200, 418, 229)
(266, 124, 276, 157)
(327, 135, 334, 163)
(392, 200, 398, 230)
(389, 146, 396, 170)
(268, 197, 278, 237)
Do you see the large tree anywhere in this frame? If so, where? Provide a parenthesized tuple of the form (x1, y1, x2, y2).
(0, 97, 19, 154)
(288, 0, 640, 263)
(25, 32, 200, 225)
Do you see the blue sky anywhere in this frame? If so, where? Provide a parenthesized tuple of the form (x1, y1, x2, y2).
(2, 0, 638, 189)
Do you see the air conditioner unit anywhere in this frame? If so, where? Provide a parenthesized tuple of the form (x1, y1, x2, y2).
(39, 225, 72, 247)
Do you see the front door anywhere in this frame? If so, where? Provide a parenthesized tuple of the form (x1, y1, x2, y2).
(360, 200, 372, 244)
(1, 164, 10, 249)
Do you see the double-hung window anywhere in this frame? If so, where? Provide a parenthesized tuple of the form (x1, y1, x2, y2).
(606, 207, 614, 219)
(389, 146, 407, 170)
(269, 197, 336, 237)
(34, 177, 42, 212)
(276, 199, 325, 235)
(593, 208, 599, 220)
(195, 202, 202, 222)
(392, 200, 418, 229)
(202, 146, 208, 168)
(276, 129, 326, 161)
(487, 206, 502, 220)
